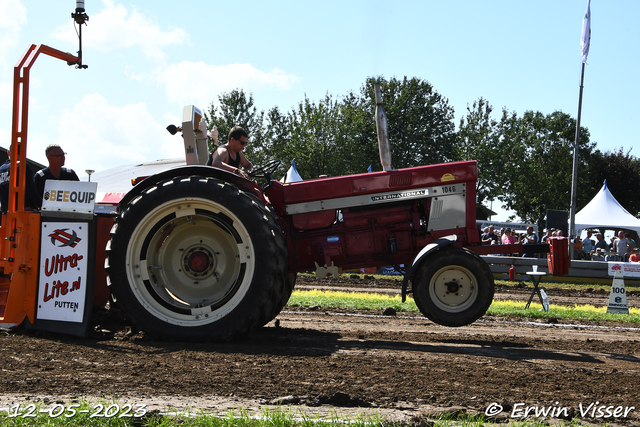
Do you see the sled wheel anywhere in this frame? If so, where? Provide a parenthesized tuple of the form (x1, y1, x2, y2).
(412, 248, 494, 327)
(107, 176, 287, 341)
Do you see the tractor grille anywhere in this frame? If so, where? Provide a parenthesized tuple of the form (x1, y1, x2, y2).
(389, 173, 412, 187)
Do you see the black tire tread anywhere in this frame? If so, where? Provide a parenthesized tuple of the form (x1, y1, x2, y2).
(106, 176, 287, 341)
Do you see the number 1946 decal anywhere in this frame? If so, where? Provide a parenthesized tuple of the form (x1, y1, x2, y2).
(441, 185, 457, 194)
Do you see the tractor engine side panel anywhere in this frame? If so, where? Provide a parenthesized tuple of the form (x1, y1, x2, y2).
(285, 203, 419, 271)
(276, 160, 478, 272)
(341, 204, 414, 258)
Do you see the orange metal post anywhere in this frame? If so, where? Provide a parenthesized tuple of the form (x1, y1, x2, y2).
(0, 45, 81, 326)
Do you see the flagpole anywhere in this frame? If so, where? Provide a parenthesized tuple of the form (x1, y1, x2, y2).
(570, 0, 591, 259)
(569, 62, 585, 252)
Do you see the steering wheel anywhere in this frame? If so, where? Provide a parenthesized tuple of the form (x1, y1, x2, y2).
(249, 159, 282, 183)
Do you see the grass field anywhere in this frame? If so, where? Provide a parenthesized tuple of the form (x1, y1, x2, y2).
(288, 289, 639, 324)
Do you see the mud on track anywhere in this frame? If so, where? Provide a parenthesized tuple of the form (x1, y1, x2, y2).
(1, 276, 639, 424)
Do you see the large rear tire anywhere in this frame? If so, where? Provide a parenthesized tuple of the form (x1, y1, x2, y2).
(107, 176, 287, 341)
(412, 248, 494, 327)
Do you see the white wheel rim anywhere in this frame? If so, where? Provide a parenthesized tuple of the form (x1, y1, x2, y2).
(428, 265, 479, 313)
(125, 197, 255, 326)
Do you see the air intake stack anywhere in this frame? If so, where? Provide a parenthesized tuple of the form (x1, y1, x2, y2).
(374, 82, 392, 171)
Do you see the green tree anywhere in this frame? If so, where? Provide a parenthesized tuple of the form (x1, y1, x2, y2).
(285, 94, 344, 179)
(589, 148, 640, 217)
(205, 89, 267, 164)
(333, 90, 379, 174)
(496, 110, 596, 227)
(260, 106, 291, 177)
(280, 91, 383, 179)
(203, 77, 459, 179)
(360, 76, 457, 169)
(457, 98, 502, 205)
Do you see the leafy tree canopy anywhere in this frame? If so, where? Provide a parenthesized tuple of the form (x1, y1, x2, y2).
(203, 78, 640, 225)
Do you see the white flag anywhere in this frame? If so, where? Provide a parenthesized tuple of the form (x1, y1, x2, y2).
(581, 0, 591, 63)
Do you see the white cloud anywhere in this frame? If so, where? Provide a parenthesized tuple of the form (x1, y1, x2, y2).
(0, 81, 44, 148)
(156, 61, 300, 107)
(0, 128, 9, 150)
(0, 0, 27, 68)
(51, 0, 189, 63)
(0, 82, 13, 144)
(42, 93, 184, 172)
(0, 81, 11, 110)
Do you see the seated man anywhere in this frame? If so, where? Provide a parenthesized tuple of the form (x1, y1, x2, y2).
(34, 144, 79, 199)
(573, 236, 584, 260)
(592, 248, 605, 261)
(207, 126, 253, 178)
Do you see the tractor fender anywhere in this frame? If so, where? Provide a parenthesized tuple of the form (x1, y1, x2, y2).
(118, 165, 265, 209)
(401, 235, 457, 302)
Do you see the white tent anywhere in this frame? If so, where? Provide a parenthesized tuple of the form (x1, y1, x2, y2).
(575, 181, 640, 234)
(281, 160, 303, 183)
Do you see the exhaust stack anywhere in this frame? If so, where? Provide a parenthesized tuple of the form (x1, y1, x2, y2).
(374, 83, 392, 171)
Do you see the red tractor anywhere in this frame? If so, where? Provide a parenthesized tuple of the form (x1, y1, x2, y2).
(0, 6, 532, 340)
(105, 147, 493, 340)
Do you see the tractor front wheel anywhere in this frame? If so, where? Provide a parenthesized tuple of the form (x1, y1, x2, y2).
(412, 248, 494, 327)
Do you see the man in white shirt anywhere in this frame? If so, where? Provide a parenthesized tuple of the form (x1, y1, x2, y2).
(613, 231, 630, 260)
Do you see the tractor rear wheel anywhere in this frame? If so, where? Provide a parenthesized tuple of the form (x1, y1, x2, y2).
(107, 176, 287, 341)
(412, 248, 494, 327)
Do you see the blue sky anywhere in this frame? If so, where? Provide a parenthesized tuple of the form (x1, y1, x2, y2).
(1, 0, 637, 219)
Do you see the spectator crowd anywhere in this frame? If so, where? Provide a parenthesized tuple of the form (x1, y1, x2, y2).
(480, 223, 639, 262)
(578, 230, 638, 262)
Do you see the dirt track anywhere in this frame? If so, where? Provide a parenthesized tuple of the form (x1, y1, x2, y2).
(1, 276, 639, 425)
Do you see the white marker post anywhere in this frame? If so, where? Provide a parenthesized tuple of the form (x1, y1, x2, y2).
(539, 289, 550, 312)
(607, 270, 629, 314)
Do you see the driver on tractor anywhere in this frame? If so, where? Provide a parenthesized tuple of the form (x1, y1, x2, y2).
(207, 126, 253, 179)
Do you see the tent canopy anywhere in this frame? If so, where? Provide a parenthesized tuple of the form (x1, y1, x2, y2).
(575, 181, 640, 234)
(281, 160, 303, 183)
